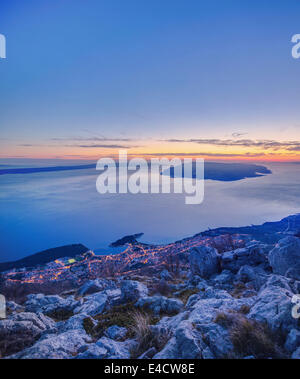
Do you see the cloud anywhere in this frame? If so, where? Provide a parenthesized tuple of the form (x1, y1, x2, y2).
(18, 144, 58, 147)
(160, 138, 300, 150)
(50, 137, 135, 142)
(132, 152, 266, 158)
(232, 132, 248, 138)
(287, 146, 300, 151)
(18, 142, 141, 149)
(65, 144, 137, 149)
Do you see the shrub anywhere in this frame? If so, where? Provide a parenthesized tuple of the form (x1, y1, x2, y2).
(214, 312, 232, 328)
(130, 311, 153, 354)
(239, 304, 251, 315)
(46, 308, 74, 322)
(230, 282, 247, 299)
(215, 312, 286, 359)
(83, 317, 95, 336)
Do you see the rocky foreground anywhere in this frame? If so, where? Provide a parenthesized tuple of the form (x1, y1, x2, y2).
(1, 215, 300, 359)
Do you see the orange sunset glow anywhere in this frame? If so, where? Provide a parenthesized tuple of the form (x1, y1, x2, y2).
(2, 139, 300, 162)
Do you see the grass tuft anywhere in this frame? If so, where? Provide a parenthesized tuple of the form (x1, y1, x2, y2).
(130, 311, 171, 358)
(214, 311, 286, 359)
(84, 303, 159, 340)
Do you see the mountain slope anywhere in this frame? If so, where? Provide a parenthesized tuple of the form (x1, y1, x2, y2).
(0, 244, 89, 272)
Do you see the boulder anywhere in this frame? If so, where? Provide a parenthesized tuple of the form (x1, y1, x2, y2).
(75, 344, 107, 359)
(152, 337, 177, 359)
(200, 287, 233, 300)
(120, 280, 148, 303)
(202, 346, 215, 359)
(292, 347, 300, 359)
(0, 319, 41, 357)
(58, 313, 95, 333)
(104, 288, 122, 307)
(187, 295, 257, 358)
(188, 295, 256, 327)
(186, 294, 200, 309)
(96, 337, 136, 359)
(189, 246, 219, 279)
(187, 275, 209, 291)
(74, 292, 108, 316)
(188, 275, 206, 287)
(77, 279, 116, 296)
(248, 276, 297, 332)
(152, 311, 190, 334)
(8, 329, 91, 359)
(195, 322, 233, 359)
(153, 321, 203, 359)
(153, 293, 255, 359)
(6, 301, 24, 313)
(135, 296, 184, 316)
(25, 294, 79, 314)
(236, 265, 268, 291)
(211, 270, 234, 285)
(9, 312, 55, 331)
(0, 312, 56, 357)
(284, 329, 300, 353)
(260, 274, 292, 292)
(221, 244, 268, 273)
(138, 347, 157, 359)
(160, 269, 173, 281)
(268, 237, 300, 280)
(104, 325, 128, 341)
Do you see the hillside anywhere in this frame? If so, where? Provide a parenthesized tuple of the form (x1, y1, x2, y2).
(0, 244, 89, 273)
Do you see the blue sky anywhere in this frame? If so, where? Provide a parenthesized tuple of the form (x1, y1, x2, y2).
(1, 0, 300, 159)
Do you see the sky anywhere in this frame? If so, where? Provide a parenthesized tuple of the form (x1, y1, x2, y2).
(1, 0, 300, 161)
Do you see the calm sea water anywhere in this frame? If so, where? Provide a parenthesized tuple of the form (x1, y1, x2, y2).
(1, 159, 300, 263)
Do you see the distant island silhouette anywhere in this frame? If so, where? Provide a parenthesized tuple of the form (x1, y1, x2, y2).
(0, 164, 96, 175)
(0, 161, 271, 182)
(110, 233, 144, 247)
(162, 162, 272, 181)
